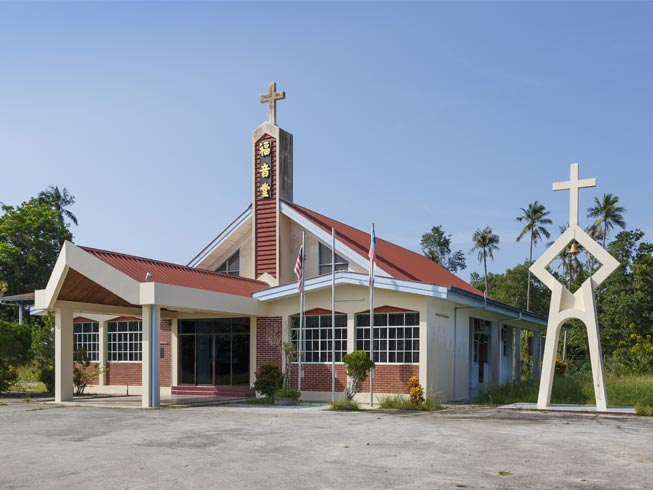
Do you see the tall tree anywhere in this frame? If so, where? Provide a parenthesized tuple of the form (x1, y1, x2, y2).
(420, 225, 467, 273)
(515, 201, 552, 311)
(38, 185, 78, 226)
(0, 199, 72, 295)
(471, 227, 499, 296)
(587, 193, 626, 249)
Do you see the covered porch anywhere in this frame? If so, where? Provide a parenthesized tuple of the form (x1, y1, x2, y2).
(34, 241, 268, 408)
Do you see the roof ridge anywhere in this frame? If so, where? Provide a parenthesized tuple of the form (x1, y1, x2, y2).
(79, 245, 269, 286)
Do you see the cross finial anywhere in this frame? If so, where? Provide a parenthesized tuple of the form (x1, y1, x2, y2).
(259, 82, 285, 126)
(552, 162, 596, 226)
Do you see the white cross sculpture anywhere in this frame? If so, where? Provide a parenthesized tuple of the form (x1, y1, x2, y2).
(530, 163, 620, 411)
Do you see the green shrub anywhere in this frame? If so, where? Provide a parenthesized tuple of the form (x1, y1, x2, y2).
(0, 320, 32, 392)
(246, 396, 275, 405)
(342, 350, 375, 400)
(329, 399, 360, 411)
(72, 349, 106, 395)
(379, 394, 441, 411)
(31, 314, 55, 392)
(253, 364, 283, 398)
(274, 387, 300, 399)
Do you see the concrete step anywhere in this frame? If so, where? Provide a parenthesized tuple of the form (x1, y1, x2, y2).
(171, 386, 255, 397)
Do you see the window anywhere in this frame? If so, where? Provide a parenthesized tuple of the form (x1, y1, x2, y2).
(471, 318, 491, 363)
(107, 321, 142, 362)
(318, 243, 348, 275)
(291, 314, 347, 363)
(216, 250, 240, 276)
(502, 325, 509, 356)
(356, 311, 420, 363)
(73, 322, 99, 361)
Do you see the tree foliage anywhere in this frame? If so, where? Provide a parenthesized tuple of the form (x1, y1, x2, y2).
(587, 193, 626, 249)
(470, 227, 499, 295)
(342, 350, 375, 400)
(470, 261, 550, 317)
(0, 319, 32, 392)
(420, 225, 466, 273)
(0, 198, 72, 296)
(32, 312, 55, 392)
(38, 185, 78, 226)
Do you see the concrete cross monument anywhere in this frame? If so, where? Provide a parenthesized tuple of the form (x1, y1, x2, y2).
(530, 163, 620, 411)
(260, 81, 285, 126)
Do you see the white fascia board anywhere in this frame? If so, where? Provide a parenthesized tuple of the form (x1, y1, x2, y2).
(445, 288, 547, 329)
(144, 282, 262, 317)
(36, 241, 141, 309)
(186, 205, 253, 268)
(280, 202, 390, 277)
(253, 272, 449, 302)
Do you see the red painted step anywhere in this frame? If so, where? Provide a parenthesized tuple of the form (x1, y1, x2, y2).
(171, 385, 255, 397)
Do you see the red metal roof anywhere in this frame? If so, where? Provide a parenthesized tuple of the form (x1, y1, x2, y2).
(80, 246, 270, 298)
(0, 292, 35, 301)
(284, 201, 483, 297)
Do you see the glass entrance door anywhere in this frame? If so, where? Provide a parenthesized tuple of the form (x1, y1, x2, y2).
(178, 318, 250, 386)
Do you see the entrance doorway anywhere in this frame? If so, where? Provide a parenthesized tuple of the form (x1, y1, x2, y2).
(179, 318, 250, 386)
(470, 318, 492, 397)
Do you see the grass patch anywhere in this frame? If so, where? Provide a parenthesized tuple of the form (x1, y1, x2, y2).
(498, 471, 512, 476)
(0, 402, 6, 406)
(246, 396, 274, 405)
(635, 403, 653, 416)
(329, 399, 360, 411)
(378, 394, 442, 411)
(476, 373, 653, 410)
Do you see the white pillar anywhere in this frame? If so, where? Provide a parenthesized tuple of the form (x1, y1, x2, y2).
(141, 305, 152, 408)
(98, 321, 106, 387)
(171, 318, 178, 387)
(491, 322, 501, 385)
(141, 305, 160, 408)
(54, 306, 74, 402)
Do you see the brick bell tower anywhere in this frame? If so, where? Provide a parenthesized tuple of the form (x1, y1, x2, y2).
(252, 82, 293, 285)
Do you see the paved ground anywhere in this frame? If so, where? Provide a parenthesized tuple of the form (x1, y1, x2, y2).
(0, 400, 651, 489)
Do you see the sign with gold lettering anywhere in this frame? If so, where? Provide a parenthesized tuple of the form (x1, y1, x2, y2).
(258, 140, 272, 198)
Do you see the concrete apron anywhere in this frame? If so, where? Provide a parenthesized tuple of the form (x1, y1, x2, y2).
(500, 402, 636, 415)
(45, 394, 250, 409)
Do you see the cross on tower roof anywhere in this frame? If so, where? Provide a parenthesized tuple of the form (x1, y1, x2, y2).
(552, 162, 596, 226)
(259, 82, 285, 126)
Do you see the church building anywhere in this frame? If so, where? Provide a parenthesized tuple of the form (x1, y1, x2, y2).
(34, 83, 546, 407)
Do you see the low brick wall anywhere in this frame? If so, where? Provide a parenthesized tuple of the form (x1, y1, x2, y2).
(359, 365, 419, 394)
(105, 362, 141, 386)
(289, 364, 347, 392)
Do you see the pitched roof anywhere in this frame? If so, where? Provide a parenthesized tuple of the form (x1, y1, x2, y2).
(0, 292, 35, 301)
(80, 246, 270, 298)
(283, 201, 483, 297)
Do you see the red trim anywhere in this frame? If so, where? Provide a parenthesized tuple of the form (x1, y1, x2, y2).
(73, 317, 98, 323)
(356, 305, 418, 314)
(108, 316, 142, 322)
(293, 308, 346, 316)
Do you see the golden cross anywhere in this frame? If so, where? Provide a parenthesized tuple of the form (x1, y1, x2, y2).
(552, 163, 596, 226)
(259, 82, 285, 125)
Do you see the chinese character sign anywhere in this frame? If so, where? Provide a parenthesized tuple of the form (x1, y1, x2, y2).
(258, 140, 272, 199)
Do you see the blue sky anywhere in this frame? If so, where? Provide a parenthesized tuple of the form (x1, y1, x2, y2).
(1, 2, 651, 281)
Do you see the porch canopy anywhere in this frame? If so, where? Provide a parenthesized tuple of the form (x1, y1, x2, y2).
(34, 241, 269, 408)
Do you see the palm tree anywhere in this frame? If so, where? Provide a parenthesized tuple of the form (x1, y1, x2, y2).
(38, 185, 78, 226)
(516, 201, 552, 311)
(471, 227, 499, 297)
(587, 193, 625, 249)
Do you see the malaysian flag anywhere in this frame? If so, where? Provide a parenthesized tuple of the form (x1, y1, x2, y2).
(368, 224, 377, 287)
(294, 246, 304, 292)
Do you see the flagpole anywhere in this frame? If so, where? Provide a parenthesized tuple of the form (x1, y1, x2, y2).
(298, 231, 306, 393)
(370, 223, 375, 407)
(331, 227, 336, 403)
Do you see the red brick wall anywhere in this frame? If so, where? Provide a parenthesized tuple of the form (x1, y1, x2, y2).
(290, 364, 347, 392)
(254, 134, 277, 278)
(105, 319, 172, 387)
(359, 365, 419, 394)
(256, 316, 282, 370)
(106, 362, 141, 386)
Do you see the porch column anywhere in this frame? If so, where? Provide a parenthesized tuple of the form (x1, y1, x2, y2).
(532, 331, 542, 380)
(141, 304, 160, 408)
(98, 321, 106, 386)
(513, 327, 521, 382)
(54, 306, 74, 402)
